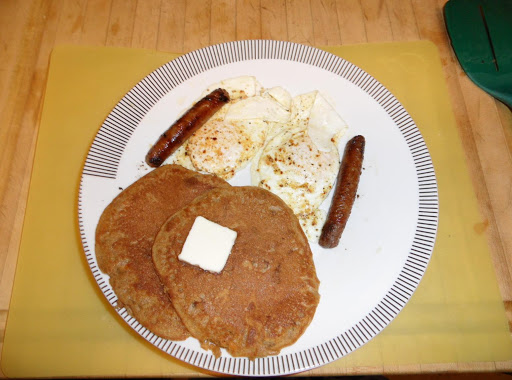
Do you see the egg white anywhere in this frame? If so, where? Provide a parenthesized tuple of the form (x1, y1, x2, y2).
(299, 209, 328, 242)
(263, 87, 292, 111)
(308, 92, 347, 151)
(256, 129, 340, 215)
(202, 75, 262, 100)
(252, 90, 349, 242)
(225, 95, 290, 123)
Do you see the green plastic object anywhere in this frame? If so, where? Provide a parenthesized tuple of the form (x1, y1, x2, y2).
(444, 0, 512, 108)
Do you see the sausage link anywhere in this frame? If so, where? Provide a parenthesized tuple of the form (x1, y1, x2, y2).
(145, 88, 230, 167)
(319, 135, 365, 249)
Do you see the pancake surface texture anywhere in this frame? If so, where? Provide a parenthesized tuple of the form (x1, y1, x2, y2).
(95, 164, 230, 340)
(152, 186, 320, 358)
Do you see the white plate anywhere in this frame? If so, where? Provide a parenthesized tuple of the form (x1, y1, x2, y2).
(78, 40, 438, 376)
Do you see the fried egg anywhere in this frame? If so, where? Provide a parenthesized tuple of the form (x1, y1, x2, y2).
(254, 90, 348, 242)
(187, 117, 268, 180)
(298, 209, 328, 242)
(256, 129, 340, 215)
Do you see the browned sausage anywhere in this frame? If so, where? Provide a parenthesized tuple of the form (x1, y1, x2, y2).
(145, 88, 230, 167)
(319, 135, 365, 249)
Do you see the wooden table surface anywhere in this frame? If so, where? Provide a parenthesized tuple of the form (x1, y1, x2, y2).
(1, 0, 511, 376)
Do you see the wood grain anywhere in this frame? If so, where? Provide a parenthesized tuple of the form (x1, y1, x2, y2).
(261, 0, 288, 40)
(55, 0, 88, 45)
(387, 0, 420, 41)
(311, 0, 342, 46)
(336, 0, 367, 44)
(106, 0, 136, 47)
(236, 0, 261, 40)
(286, 0, 314, 45)
(81, 0, 112, 45)
(183, 0, 211, 51)
(157, 0, 186, 53)
(132, 0, 161, 49)
(1, 0, 511, 376)
(360, 0, 393, 42)
(210, 0, 236, 44)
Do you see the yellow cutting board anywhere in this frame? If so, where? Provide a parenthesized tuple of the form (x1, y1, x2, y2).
(2, 41, 512, 378)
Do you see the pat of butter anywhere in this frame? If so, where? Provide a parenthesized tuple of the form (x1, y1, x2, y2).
(178, 216, 237, 273)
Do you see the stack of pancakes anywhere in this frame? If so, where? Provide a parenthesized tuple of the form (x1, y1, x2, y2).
(95, 165, 320, 358)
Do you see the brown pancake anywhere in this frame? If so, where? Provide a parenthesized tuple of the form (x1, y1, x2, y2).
(95, 164, 230, 340)
(152, 186, 320, 357)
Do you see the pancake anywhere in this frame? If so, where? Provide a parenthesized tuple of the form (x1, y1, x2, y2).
(95, 164, 230, 340)
(152, 186, 320, 357)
